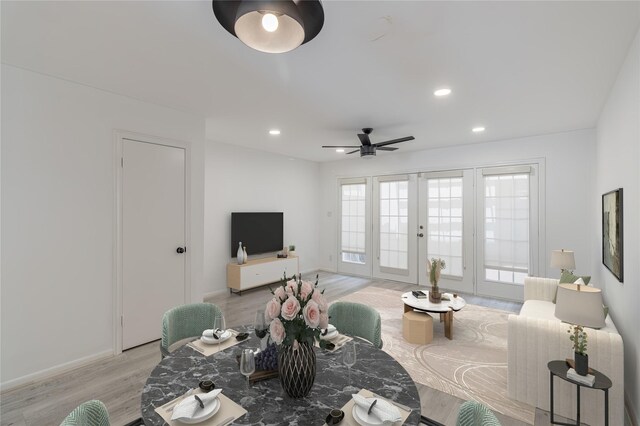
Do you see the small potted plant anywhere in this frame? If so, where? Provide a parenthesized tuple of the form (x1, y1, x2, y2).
(568, 324, 588, 375)
(288, 245, 296, 257)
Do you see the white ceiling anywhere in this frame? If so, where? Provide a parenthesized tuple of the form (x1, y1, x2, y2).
(2, 1, 639, 162)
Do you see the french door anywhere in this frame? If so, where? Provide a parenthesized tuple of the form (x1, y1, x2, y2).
(337, 178, 371, 276)
(372, 175, 418, 284)
(418, 170, 474, 294)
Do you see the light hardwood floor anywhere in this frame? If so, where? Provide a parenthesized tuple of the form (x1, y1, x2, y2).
(2, 271, 560, 426)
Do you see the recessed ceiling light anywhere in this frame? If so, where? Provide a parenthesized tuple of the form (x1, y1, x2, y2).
(269, 129, 281, 135)
(336, 149, 345, 153)
(472, 126, 485, 133)
(434, 88, 452, 97)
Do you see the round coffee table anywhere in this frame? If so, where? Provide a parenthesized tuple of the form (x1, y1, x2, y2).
(401, 291, 466, 340)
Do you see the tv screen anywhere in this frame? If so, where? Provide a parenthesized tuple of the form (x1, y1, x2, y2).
(231, 212, 284, 257)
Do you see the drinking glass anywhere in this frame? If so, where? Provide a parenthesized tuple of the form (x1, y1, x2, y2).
(254, 309, 268, 350)
(239, 348, 256, 389)
(342, 341, 357, 384)
(213, 314, 226, 352)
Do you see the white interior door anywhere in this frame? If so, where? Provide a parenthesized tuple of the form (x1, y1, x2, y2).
(418, 170, 474, 294)
(372, 174, 418, 284)
(122, 139, 186, 350)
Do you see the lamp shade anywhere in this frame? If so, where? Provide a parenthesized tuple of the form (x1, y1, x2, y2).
(212, 1, 324, 53)
(555, 283, 605, 328)
(550, 249, 575, 271)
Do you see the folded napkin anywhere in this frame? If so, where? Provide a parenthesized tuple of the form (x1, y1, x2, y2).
(352, 394, 402, 423)
(202, 329, 223, 339)
(171, 389, 222, 422)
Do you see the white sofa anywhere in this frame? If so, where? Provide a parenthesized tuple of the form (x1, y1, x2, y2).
(507, 277, 624, 425)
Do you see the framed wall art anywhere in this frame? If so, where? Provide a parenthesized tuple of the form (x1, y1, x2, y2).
(602, 188, 623, 282)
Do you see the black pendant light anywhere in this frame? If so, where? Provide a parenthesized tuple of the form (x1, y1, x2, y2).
(212, 1, 324, 53)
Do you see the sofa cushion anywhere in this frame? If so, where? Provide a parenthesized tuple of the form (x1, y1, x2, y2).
(559, 270, 591, 285)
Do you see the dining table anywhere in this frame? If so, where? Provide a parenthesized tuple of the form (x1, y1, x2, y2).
(140, 325, 422, 425)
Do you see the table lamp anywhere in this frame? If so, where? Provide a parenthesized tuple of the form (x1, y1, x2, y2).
(554, 283, 605, 329)
(550, 249, 575, 273)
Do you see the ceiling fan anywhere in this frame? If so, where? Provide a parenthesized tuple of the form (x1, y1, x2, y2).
(322, 128, 414, 158)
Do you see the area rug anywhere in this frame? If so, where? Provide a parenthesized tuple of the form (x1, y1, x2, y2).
(337, 287, 535, 424)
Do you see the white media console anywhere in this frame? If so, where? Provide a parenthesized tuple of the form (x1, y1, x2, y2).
(227, 255, 299, 295)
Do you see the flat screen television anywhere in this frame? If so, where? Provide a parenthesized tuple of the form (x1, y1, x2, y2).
(231, 212, 283, 257)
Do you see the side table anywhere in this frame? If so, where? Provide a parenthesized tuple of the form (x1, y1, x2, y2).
(548, 360, 612, 426)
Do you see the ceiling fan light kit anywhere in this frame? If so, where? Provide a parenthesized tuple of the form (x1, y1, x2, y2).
(322, 128, 415, 158)
(212, 0, 324, 54)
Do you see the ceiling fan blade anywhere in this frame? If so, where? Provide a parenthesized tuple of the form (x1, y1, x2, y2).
(322, 145, 361, 148)
(346, 149, 360, 154)
(357, 133, 371, 146)
(373, 136, 415, 147)
(377, 147, 399, 151)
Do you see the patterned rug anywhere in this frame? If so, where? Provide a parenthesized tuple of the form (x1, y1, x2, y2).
(338, 287, 535, 424)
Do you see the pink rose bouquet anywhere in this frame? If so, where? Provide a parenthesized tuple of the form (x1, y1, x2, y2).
(265, 274, 330, 348)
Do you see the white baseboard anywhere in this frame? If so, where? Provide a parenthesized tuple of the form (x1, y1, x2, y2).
(0, 349, 113, 392)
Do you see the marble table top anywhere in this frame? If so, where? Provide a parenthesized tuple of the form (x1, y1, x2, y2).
(141, 326, 421, 425)
(401, 291, 466, 313)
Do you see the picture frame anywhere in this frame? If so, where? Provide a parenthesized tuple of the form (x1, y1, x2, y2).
(602, 188, 623, 282)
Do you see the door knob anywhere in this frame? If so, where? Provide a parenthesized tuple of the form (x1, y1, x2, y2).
(176, 247, 186, 254)
(417, 233, 424, 237)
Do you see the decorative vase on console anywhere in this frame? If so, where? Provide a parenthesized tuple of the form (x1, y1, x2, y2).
(569, 324, 589, 375)
(237, 242, 244, 265)
(427, 258, 446, 304)
(243, 246, 248, 264)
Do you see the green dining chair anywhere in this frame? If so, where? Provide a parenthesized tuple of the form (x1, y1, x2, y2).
(160, 302, 223, 357)
(328, 301, 382, 348)
(60, 400, 110, 426)
(456, 401, 502, 426)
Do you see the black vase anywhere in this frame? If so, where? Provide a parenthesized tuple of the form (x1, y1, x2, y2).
(278, 342, 316, 398)
(574, 352, 589, 376)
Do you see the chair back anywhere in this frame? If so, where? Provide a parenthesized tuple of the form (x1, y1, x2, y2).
(161, 302, 222, 357)
(328, 301, 382, 348)
(456, 401, 501, 426)
(60, 400, 110, 426)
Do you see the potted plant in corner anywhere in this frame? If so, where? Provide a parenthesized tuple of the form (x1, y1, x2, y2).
(568, 324, 588, 375)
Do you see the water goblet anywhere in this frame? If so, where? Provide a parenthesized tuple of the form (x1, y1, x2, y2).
(342, 341, 357, 385)
(239, 348, 256, 390)
(213, 314, 226, 353)
(254, 309, 268, 350)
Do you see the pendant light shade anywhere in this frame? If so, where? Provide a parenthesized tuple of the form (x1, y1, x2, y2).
(212, 1, 324, 54)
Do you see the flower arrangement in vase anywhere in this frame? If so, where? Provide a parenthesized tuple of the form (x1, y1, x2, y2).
(427, 258, 446, 303)
(568, 324, 589, 375)
(264, 274, 329, 398)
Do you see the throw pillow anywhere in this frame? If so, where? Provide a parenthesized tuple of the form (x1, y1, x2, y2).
(559, 270, 591, 285)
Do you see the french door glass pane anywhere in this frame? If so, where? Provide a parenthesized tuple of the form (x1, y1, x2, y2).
(484, 174, 529, 284)
(379, 181, 408, 270)
(341, 183, 366, 264)
(427, 178, 463, 277)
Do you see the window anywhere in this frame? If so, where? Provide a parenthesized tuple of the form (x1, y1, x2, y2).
(427, 177, 463, 277)
(341, 183, 366, 264)
(379, 180, 409, 270)
(483, 172, 530, 284)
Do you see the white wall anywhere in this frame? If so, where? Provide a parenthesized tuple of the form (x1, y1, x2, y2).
(0, 65, 206, 387)
(319, 129, 596, 281)
(596, 28, 639, 423)
(203, 141, 321, 295)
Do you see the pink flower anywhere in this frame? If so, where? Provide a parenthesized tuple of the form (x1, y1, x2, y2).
(265, 298, 281, 322)
(281, 295, 301, 320)
(299, 281, 313, 300)
(269, 318, 285, 344)
(319, 312, 329, 329)
(274, 286, 286, 301)
(312, 289, 328, 312)
(303, 300, 320, 328)
(286, 279, 298, 295)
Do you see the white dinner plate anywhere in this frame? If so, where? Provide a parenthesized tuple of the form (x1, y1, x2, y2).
(175, 396, 220, 424)
(200, 330, 232, 345)
(352, 404, 385, 426)
(320, 330, 339, 341)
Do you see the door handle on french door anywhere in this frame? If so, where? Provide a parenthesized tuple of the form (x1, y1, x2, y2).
(176, 247, 186, 254)
(417, 233, 424, 237)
